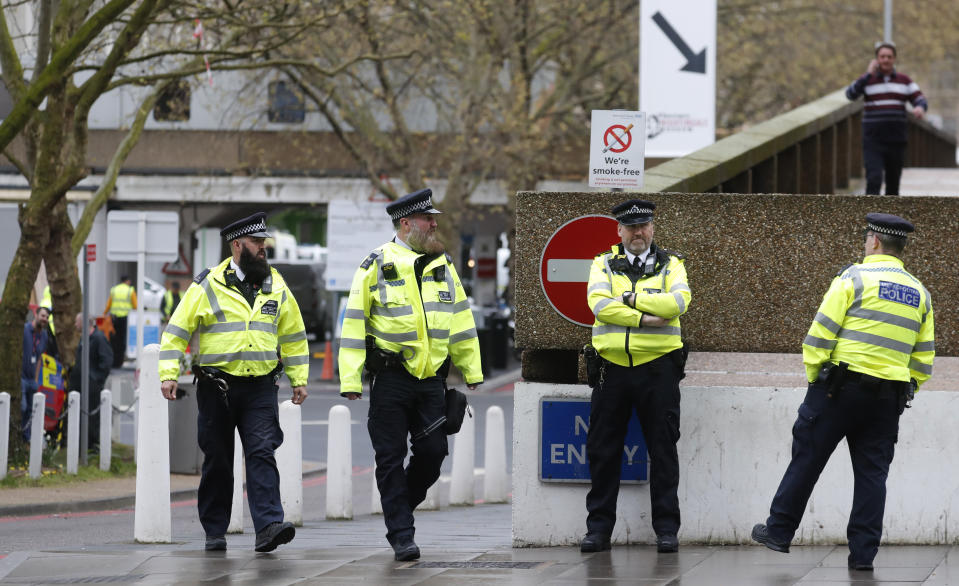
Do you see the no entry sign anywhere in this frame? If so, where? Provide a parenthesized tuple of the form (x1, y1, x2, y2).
(539, 215, 620, 326)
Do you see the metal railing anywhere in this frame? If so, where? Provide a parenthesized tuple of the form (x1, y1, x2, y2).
(643, 89, 956, 194)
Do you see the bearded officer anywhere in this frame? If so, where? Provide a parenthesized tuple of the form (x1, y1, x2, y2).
(581, 198, 691, 554)
(339, 188, 483, 561)
(159, 212, 310, 553)
(752, 213, 934, 571)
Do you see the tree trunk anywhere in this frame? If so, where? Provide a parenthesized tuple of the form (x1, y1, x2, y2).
(45, 198, 82, 370)
(1, 202, 53, 453)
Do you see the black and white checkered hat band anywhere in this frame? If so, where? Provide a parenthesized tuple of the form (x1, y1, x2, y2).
(224, 219, 268, 241)
(868, 222, 908, 237)
(389, 197, 436, 220)
(617, 205, 653, 219)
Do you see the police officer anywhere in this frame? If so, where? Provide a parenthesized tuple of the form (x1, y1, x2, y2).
(752, 213, 934, 571)
(339, 188, 483, 561)
(581, 199, 691, 553)
(105, 275, 136, 368)
(158, 212, 310, 553)
(162, 281, 181, 324)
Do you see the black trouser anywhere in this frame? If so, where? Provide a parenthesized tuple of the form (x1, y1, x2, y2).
(368, 368, 448, 544)
(585, 351, 682, 538)
(86, 378, 107, 449)
(765, 376, 901, 565)
(863, 141, 906, 195)
(110, 315, 127, 368)
(196, 375, 284, 536)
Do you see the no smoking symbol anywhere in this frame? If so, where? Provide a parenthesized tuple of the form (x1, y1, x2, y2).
(603, 124, 633, 153)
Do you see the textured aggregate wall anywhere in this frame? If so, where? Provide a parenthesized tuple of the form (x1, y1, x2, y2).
(515, 191, 959, 360)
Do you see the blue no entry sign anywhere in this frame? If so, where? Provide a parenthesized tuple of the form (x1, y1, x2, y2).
(539, 398, 648, 483)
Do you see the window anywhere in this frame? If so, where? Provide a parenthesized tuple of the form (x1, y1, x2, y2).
(268, 80, 305, 123)
(154, 80, 191, 122)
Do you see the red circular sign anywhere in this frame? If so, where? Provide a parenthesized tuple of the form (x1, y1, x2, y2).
(603, 124, 632, 153)
(539, 215, 620, 326)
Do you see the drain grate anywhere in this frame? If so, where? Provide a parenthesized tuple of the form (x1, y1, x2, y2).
(406, 561, 545, 569)
(29, 576, 145, 584)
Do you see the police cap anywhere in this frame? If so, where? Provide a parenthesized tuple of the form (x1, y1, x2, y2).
(386, 188, 442, 221)
(866, 212, 914, 237)
(611, 199, 655, 225)
(220, 212, 271, 241)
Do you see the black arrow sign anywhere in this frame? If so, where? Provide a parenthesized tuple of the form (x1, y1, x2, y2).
(651, 11, 706, 74)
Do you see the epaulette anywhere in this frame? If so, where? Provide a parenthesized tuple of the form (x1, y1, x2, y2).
(659, 247, 685, 260)
(360, 251, 380, 270)
(193, 268, 211, 284)
(444, 253, 453, 263)
(836, 263, 853, 277)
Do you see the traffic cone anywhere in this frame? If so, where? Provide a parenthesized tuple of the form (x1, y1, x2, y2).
(320, 340, 335, 381)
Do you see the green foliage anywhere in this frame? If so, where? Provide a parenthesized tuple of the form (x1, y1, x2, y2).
(1, 442, 136, 489)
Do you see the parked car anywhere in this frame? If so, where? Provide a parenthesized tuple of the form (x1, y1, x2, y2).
(270, 262, 327, 340)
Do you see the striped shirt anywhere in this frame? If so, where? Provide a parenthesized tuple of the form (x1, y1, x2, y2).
(846, 70, 927, 143)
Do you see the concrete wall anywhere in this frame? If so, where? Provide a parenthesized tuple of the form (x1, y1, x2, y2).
(513, 382, 959, 547)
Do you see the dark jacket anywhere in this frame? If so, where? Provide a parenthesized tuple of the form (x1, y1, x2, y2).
(22, 321, 55, 380)
(69, 328, 114, 391)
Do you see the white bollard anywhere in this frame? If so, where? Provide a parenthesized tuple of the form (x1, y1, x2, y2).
(227, 429, 244, 534)
(0, 392, 9, 481)
(483, 406, 509, 503)
(277, 400, 303, 526)
(449, 411, 475, 506)
(371, 462, 382, 515)
(325, 404, 353, 520)
(133, 345, 171, 543)
(29, 392, 45, 479)
(417, 480, 440, 511)
(66, 392, 80, 474)
(132, 388, 139, 459)
(99, 390, 112, 471)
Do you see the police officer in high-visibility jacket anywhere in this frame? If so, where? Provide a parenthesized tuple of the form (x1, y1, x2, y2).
(339, 188, 483, 561)
(753, 213, 934, 571)
(104, 275, 136, 368)
(159, 212, 310, 553)
(581, 199, 691, 554)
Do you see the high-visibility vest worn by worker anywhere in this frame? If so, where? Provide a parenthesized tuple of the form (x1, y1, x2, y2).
(338, 240, 483, 395)
(587, 243, 691, 367)
(162, 290, 181, 320)
(802, 254, 934, 387)
(108, 283, 135, 317)
(158, 258, 310, 386)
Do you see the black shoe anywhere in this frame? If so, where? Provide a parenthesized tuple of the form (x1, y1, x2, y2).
(254, 521, 295, 552)
(656, 534, 679, 553)
(580, 533, 611, 553)
(205, 535, 226, 551)
(849, 561, 874, 571)
(392, 538, 421, 561)
(751, 524, 790, 553)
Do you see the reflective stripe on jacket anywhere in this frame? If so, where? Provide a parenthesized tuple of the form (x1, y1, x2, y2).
(802, 254, 934, 387)
(338, 240, 483, 395)
(587, 243, 691, 367)
(109, 283, 134, 317)
(158, 258, 310, 386)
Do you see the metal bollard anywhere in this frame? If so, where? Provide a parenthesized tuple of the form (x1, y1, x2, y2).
(133, 345, 172, 543)
(483, 406, 509, 503)
(326, 405, 353, 520)
(277, 401, 303, 526)
(449, 411, 476, 506)
(371, 462, 382, 515)
(66, 392, 80, 474)
(0, 392, 8, 481)
(227, 428, 244, 534)
(99, 390, 112, 471)
(29, 392, 45, 479)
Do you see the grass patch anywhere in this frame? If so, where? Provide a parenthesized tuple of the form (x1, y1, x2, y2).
(1, 442, 136, 489)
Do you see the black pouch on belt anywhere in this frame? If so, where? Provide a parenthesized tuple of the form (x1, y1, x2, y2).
(443, 384, 472, 434)
(582, 344, 602, 388)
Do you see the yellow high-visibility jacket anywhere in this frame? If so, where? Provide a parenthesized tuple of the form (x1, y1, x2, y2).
(803, 254, 934, 387)
(107, 283, 136, 317)
(587, 243, 691, 367)
(338, 240, 483, 395)
(158, 258, 310, 386)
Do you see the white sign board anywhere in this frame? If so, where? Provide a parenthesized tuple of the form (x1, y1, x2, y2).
(326, 199, 396, 291)
(588, 110, 646, 189)
(640, 0, 716, 157)
(106, 211, 179, 262)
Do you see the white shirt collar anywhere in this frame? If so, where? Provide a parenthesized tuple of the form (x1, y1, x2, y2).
(624, 248, 649, 265)
(393, 234, 412, 250)
(229, 258, 246, 282)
